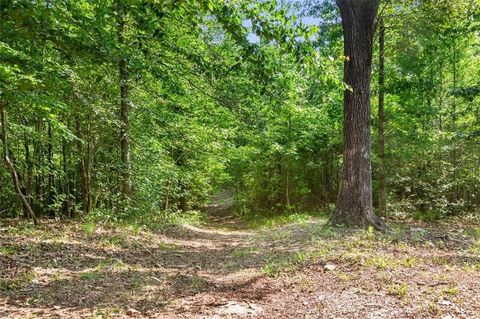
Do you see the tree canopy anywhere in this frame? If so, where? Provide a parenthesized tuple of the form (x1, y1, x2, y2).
(1, 0, 479, 224)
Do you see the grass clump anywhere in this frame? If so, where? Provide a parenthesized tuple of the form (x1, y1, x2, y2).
(80, 271, 103, 281)
(81, 221, 97, 236)
(82, 209, 209, 233)
(365, 256, 397, 270)
(387, 283, 409, 299)
(0, 245, 18, 256)
(244, 211, 328, 229)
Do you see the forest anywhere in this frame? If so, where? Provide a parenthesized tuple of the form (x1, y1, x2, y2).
(1, 0, 480, 318)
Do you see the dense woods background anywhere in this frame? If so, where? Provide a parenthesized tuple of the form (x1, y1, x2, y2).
(1, 0, 479, 224)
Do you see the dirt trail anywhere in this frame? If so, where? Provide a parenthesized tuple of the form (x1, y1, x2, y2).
(0, 217, 270, 318)
(1, 217, 480, 318)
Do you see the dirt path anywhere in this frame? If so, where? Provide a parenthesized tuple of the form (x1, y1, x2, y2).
(1, 217, 480, 318)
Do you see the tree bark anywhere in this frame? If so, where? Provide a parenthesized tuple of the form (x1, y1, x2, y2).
(47, 122, 54, 214)
(117, 0, 132, 200)
(330, 0, 386, 230)
(0, 101, 38, 225)
(451, 40, 458, 202)
(23, 119, 33, 208)
(377, 18, 387, 217)
(76, 115, 92, 215)
(62, 123, 72, 217)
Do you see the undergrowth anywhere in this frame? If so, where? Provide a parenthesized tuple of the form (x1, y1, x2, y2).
(242, 211, 329, 229)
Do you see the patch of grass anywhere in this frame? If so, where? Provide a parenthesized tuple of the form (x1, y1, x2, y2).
(80, 271, 103, 281)
(294, 251, 310, 264)
(232, 247, 257, 258)
(465, 262, 480, 272)
(92, 307, 122, 318)
(167, 210, 209, 227)
(387, 283, 409, 299)
(25, 244, 38, 253)
(359, 225, 376, 241)
(82, 210, 209, 234)
(190, 275, 206, 293)
(98, 234, 129, 249)
(261, 260, 284, 277)
(257, 228, 291, 242)
(312, 225, 337, 239)
(413, 210, 442, 222)
(469, 239, 480, 254)
(261, 252, 297, 277)
(379, 272, 393, 285)
(0, 245, 18, 256)
(47, 259, 60, 268)
(142, 210, 209, 231)
(381, 227, 408, 243)
(441, 285, 458, 296)
(81, 222, 97, 236)
(261, 250, 321, 277)
(126, 224, 143, 236)
(400, 256, 419, 268)
(426, 302, 442, 316)
(5, 223, 37, 237)
(96, 258, 125, 271)
(158, 242, 181, 251)
(335, 270, 354, 283)
(462, 227, 480, 239)
(365, 256, 397, 270)
(244, 211, 328, 229)
(411, 229, 428, 241)
(171, 274, 206, 293)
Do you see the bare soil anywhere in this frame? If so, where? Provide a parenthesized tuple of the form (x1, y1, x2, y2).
(1, 216, 479, 318)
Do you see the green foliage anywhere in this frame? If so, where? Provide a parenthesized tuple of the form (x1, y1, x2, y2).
(0, 0, 479, 224)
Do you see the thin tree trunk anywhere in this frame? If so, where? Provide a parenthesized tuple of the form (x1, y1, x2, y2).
(285, 113, 291, 209)
(23, 119, 33, 207)
(76, 116, 91, 215)
(164, 180, 171, 213)
(377, 18, 387, 218)
(86, 111, 93, 212)
(330, 0, 386, 230)
(117, 0, 132, 199)
(62, 126, 71, 217)
(34, 120, 43, 215)
(451, 41, 458, 202)
(0, 101, 38, 225)
(47, 122, 54, 214)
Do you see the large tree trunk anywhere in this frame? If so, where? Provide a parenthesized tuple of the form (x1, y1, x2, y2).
(117, 0, 132, 200)
(330, 0, 386, 230)
(377, 18, 387, 217)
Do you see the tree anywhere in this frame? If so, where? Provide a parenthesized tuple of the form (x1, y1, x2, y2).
(377, 17, 386, 217)
(330, 0, 386, 230)
(0, 101, 38, 225)
(117, 0, 132, 200)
